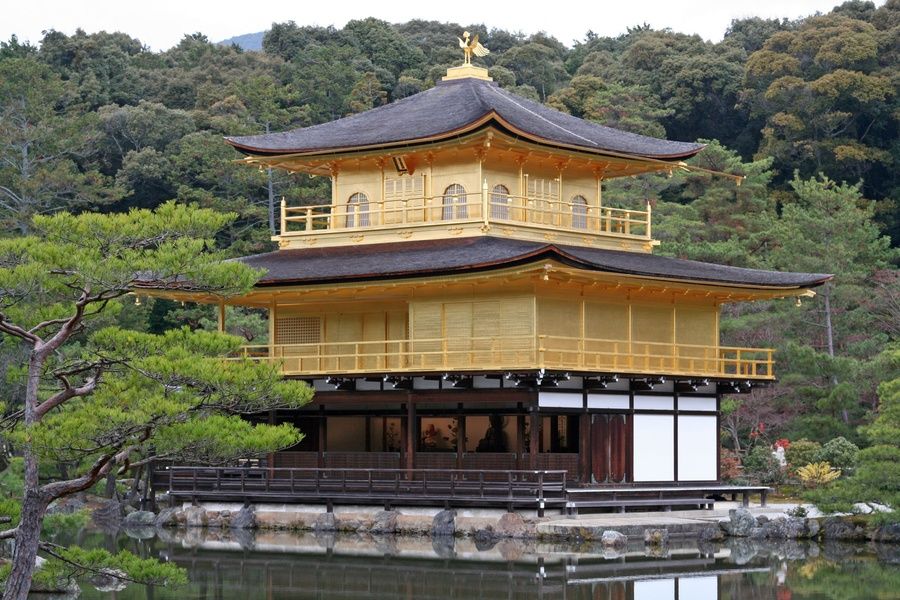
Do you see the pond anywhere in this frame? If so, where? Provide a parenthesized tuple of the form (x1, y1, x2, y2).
(68, 527, 898, 600)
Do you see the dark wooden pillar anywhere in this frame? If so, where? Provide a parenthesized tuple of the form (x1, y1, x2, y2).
(529, 410, 539, 470)
(399, 404, 407, 466)
(317, 405, 326, 469)
(516, 413, 525, 470)
(456, 403, 465, 470)
(405, 397, 416, 474)
(579, 412, 591, 484)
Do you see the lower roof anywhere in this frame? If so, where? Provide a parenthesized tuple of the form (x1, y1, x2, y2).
(237, 237, 831, 290)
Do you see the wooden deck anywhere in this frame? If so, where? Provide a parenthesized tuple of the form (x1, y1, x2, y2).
(155, 466, 569, 516)
(564, 485, 771, 515)
(153, 466, 769, 516)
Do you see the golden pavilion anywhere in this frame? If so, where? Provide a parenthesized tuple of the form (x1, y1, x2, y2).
(148, 49, 830, 513)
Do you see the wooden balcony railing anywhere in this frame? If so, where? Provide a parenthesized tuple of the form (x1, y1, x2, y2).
(234, 335, 775, 380)
(155, 466, 568, 514)
(280, 190, 651, 240)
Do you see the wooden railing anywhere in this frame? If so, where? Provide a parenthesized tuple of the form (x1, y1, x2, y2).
(235, 335, 775, 379)
(281, 191, 651, 240)
(155, 466, 568, 514)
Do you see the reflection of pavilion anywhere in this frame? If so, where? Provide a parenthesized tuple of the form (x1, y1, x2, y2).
(158, 534, 771, 600)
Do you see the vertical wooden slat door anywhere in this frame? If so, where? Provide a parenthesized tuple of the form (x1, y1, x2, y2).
(591, 415, 609, 483)
(591, 414, 629, 484)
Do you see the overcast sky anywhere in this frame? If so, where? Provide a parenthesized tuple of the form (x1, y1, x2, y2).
(3, 0, 881, 51)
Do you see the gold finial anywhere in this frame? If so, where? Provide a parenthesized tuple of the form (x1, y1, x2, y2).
(457, 31, 490, 65)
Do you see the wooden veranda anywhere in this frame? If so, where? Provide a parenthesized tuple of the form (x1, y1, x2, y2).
(153, 465, 770, 516)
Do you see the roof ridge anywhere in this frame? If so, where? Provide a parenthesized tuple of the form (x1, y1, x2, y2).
(464, 78, 492, 115)
(228, 80, 470, 144)
(480, 84, 603, 148)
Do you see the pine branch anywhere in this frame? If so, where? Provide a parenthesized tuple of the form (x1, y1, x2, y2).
(34, 373, 102, 419)
(0, 314, 40, 345)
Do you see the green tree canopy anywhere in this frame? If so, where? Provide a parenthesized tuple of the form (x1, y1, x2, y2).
(0, 203, 312, 598)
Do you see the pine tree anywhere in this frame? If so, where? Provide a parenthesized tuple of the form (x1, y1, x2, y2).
(0, 202, 312, 599)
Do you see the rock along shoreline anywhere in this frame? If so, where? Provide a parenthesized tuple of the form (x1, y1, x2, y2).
(127, 503, 900, 548)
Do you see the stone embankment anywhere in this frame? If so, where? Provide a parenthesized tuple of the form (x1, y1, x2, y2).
(124, 503, 899, 548)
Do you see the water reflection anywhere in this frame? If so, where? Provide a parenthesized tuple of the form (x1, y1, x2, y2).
(71, 527, 898, 600)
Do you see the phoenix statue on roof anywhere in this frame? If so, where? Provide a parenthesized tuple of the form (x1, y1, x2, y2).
(458, 31, 490, 65)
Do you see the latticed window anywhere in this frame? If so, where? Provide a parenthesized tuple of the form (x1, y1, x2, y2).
(441, 184, 467, 220)
(571, 195, 588, 229)
(491, 184, 510, 219)
(384, 174, 424, 201)
(346, 192, 370, 227)
(526, 177, 559, 202)
(275, 316, 322, 345)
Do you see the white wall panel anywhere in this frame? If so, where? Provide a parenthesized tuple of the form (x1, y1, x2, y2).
(633, 414, 674, 481)
(678, 396, 717, 412)
(538, 392, 582, 409)
(634, 395, 674, 411)
(677, 415, 718, 481)
(587, 394, 630, 410)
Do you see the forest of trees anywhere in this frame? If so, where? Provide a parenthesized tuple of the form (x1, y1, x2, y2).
(1, 1, 898, 476)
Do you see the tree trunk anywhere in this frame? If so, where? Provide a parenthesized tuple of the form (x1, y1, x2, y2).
(4, 490, 47, 600)
(822, 286, 849, 424)
(3, 352, 46, 600)
(104, 472, 117, 499)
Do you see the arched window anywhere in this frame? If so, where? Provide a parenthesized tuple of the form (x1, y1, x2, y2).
(441, 184, 467, 220)
(346, 192, 369, 228)
(571, 195, 588, 229)
(491, 184, 510, 220)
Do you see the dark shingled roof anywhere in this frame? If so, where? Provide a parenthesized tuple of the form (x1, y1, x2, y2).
(226, 77, 704, 160)
(238, 237, 831, 289)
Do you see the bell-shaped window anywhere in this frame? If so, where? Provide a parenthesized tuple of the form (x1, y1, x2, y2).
(441, 184, 468, 220)
(491, 184, 510, 220)
(571, 195, 588, 229)
(346, 192, 370, 228)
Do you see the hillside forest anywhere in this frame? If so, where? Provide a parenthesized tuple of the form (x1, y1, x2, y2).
(1, 0, 899, 488)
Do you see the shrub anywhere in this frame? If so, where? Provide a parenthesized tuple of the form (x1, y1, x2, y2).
(785, 439, 822, 474)
(43, 510, 91, 537)
(743, 445, 785, 485)
(797, 462, 841, 487)
(816, 437, 859, 474)
(720, 448, 742, 481)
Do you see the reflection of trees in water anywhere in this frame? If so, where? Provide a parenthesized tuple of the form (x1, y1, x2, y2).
(783, 556, 900, 600)
(70, 530, 895, 600)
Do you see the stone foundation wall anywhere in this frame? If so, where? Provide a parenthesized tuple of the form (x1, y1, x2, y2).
(145, 503, 900, 546)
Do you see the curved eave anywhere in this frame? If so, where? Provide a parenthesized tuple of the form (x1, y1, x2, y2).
(244, 244, 832, 292)
(225, 112, 704, 163)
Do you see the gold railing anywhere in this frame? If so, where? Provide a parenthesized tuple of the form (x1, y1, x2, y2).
(234, 335, 774, 379)
(281, 191, 651, 239)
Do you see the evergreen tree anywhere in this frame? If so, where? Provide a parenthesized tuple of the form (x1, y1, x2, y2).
(0, 203, 312, 598)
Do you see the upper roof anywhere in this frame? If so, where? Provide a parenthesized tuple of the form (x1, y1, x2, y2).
(236, 237, 831, 290)
(225, 77, 704, 160)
